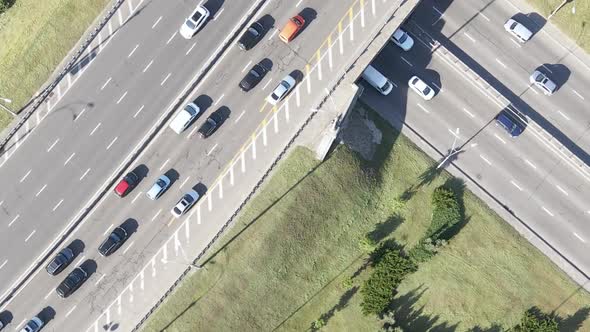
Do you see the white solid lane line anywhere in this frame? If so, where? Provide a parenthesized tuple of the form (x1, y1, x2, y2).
(296, 0, 303, 7)
(95, 274, 106, 286)
(524, 159, 537, 169)
(0, 260, 6, 270)
(44, 288, 53, 300)
(151, 210, 162, 222)
(495, 58, 507, 68)
(261, 78, 272, 90)
(180, 176, 191, 189)
(65, 305, 77, 318)
(463, 31, 476, 42)
(400, 56, 413, 67)
(416, 103, 430, 114)
(462, 107, 475, 118)
(75, 108, 86, 121)
(214, 94, 225, 106)
(74, 255, 86, 266)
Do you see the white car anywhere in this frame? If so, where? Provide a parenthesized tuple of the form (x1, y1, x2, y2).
(169, 102, 200, 134)
(408, 76, 435, 100)
(266, 74, 297, 105)
(529, 70, 557, 95)
(504, 18, 532, 43)
(179, 5, 210, 39)
(171, 190, 200, 218)
(20, 317, 44, 332)
(390, 28, 414, 51)
(146, 175, 171, 200)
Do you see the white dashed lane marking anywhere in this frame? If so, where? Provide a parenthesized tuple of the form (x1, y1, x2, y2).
(542, 206, 554, 217)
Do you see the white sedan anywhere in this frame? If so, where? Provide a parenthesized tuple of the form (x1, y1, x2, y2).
(171, 190, 200, 218)
(529, 70, 557, 96)
(408, 76, 435, 100)
(179, 5, 210, 39)
(390, 28, 414, 51)
(266, 74, 297, 105)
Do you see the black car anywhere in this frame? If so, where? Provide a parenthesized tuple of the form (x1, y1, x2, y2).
(239, 63, 268, 92)
(495, 110, 525, 137)
(56, 266, 88, 298)
(198, 113, 223, 138)
(45, 247, 75, 275)
(98, 226, 128, 256)
(237, 21, 265, 50)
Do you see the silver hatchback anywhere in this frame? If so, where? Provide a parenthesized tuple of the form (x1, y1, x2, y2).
(146, 175, 171, 200)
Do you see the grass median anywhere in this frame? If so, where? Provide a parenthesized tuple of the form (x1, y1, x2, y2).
(0, 0, 109, 121)
(526, 0, 590, 52)
(141, 104, 590, 331)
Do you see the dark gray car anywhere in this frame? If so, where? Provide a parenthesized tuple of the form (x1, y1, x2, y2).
(56, 266, 88, 298)
(98, 226, 128, 256)
(45, 247, 74, 275)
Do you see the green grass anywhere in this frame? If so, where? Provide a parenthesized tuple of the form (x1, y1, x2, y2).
(526, 0, 590, 52)
(0, 0, 110, 118)
(141, 104, 590, 332)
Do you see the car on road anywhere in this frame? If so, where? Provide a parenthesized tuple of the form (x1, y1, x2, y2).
(408, 76, 435, 100)
(20, 317, 44, 332)
(98, 226, 128, 256)
(114, 171, 139, 197)
(504, 18, 532, 43)
(179, 5, 210, 39)
(279, 15, 305, 43)
(56, 266, 88, 298)
(171, 190, 200, 218)
(45, 247, 75, 275)
(495, 110, 525, 137)
(266, 74, 297, 105)
(239, 62, 268, 92)
(529, 70, 557, 95)
(146, 174, 171, 200)
(170, 102, 200, 134)
(390, 28, 414, 51)
(198, 112, 223, 138)
(238, 21, 265, 50)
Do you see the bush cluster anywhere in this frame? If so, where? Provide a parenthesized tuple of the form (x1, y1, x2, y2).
(425, 187, 461, 241)
(513, 307, 558, 332)
(360, 248, 416, 315)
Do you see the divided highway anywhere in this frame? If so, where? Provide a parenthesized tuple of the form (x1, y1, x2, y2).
(361, 0, 590, 283)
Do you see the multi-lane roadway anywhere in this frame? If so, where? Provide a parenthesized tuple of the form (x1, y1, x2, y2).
(361, 0, 590, 284)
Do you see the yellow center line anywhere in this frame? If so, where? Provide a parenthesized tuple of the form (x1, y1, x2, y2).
(348, 7, 353, 23)
(327, 34, 332, 47)
(259, 101, 268, 113)
(316, 49, 321, 63)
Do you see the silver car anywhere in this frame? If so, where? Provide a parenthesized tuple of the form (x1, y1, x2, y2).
(529, 70, 557, 96)
(171, 190, 200, 218)
(20, 317, 44, 332)
(504, 18, 532, 43)
(146, 175, 171, 200)
(266, 74, 297, 105)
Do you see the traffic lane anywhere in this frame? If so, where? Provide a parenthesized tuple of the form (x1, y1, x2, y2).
(0, 0, 254, 297)
(367, 39, 590, 220)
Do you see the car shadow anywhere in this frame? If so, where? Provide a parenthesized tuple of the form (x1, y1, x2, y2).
(68, 239, 86, 257)
(540, 63, 570, 92)
(0, 310, 13, 327)
(121, 218, 139, 235)
(289, 69, 305, 83)
(298, 7, 317, 33)
(422, 69, 442, 95)
(258, 14, 276, 39)
(259, 58, 274, 72)
(38, 306, 56, 325)
(164, 168, 180, 187)
(203, 0, 224, 17)
(193, 94, 213, 116)
(132, 164, 149, 181)
(80, 259, 98, 278)
(192, 183, 208, 197)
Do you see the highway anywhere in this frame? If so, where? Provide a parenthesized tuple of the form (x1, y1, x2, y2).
(361, 0, 590, 283)
(0, 0, 255, 308)
(0, 0, 416, 330)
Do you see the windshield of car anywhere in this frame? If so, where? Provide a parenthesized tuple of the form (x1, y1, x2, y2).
(281, 81, 291, 90)
(183, 195, 194, 204)
(398, 33, 407, 43)
(535, 74, 545, 83)
(191, 12, 203, 22)
(156, 179, 166, 188)
(185, 105, 197, 115)
(185, 19, 196, 29)
(423, 86, 431, 95)
(271, 92, 280, 100)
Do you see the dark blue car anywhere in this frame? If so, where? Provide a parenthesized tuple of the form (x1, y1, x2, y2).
(495, 110, 525, 137)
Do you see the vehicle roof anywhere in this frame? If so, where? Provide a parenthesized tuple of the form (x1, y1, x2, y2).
(115, 179, 130, 194)
(280, 15, 305, 40)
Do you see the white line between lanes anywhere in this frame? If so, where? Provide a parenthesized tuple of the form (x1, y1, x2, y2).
(20, 170, 31, 183)
(267, 29, 277, 40)
(117, 91, 128, 104)
(52, 199, 63, 211)
(214, 94, 225, 106)
(101, 77, 112, 90)
(510, 38, 521, 48)
(103, 224, 114, 236)
(143, 60, 154, 73)
(572, 89, 585, 100)
(90, 123, 101, 136)
(463, 31, 476, 42)
(106, 137, 118, 150)
(542, 206, 554, 217)
(525, 159, 537, 169)
(296, 0, 303, 7)
(151, 209, 162, 222)
(180, 176, 190, 189)
(261, 78, 272, 90)
(75, 108, 86, 121)
(510, 180, 523, 191)
(152, 16, 162, 29)
(573, 232, 586, 243)
(493, 134, 506, 144)
(479, 154, 492, 165)
(495, 58, 507, 68)
(122, 241, 135, 255)
(207, 144, 218, 156)
(128, 44, 139, 58)
(131, 192, 142, 204)
(213, 8, 224, 21)
(186, 42, 197, 55)
(74, 255, 86, 266)
(400, 56, 413, 67)
(556, 185, 569, 196)
(24, 230, 36, 242)
(416, 103, 430, 114)
(462, 107, 475, 118)
(65, 305, 77, 318)
(47, 138, 59, 152)
(134, 105, 145, 118)
(242, 61, 252, 73)
(44, 288, 53, 300)
(166, 32, 177, 44)
(557, 110, 570, 121)
(478, 12, 490, 21)
(161, 73, 172, 86)
(36, 184, 47, 197)
(0, 260, 6, 271)
(80, 168, 91, 181)
(235, 110, 246, 123)
(159, 159, 170, 171)
(8, 215, 19, 227)
(95, 274, 106, 286)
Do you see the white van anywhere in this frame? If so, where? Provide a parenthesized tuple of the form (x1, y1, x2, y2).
(361, 65, 394, 95)
(169, 103, 200, 134)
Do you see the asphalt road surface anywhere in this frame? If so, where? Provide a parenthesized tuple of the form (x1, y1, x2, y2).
(0, 0, 417, 330)
(361, 0, 590, 284)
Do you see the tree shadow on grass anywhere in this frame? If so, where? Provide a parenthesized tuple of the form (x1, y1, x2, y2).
(311, 286, 359, 331)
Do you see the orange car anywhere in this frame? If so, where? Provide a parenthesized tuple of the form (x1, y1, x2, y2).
(279, 15, 305, 43)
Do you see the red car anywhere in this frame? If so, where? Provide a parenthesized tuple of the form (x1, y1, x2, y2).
(114, 171, 139, 197)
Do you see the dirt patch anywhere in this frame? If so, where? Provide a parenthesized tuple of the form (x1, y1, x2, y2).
(340, 104, 382, 161)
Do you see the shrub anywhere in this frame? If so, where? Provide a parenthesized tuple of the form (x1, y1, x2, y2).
(513, 307, 558, 332)
(408, 238, 447, 263)
(360, 248, 416, 315)
(426, 187, 461, 240)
